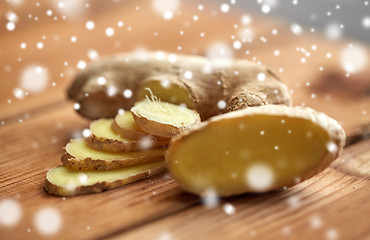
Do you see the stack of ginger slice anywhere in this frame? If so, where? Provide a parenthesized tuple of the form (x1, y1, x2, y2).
(44, 109, 171, 197)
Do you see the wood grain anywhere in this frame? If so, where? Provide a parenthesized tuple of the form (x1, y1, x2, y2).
(0, 105, 197, 240)
(1, 0, 370, 239)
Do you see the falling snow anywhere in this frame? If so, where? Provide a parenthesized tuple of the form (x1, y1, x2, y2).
(77, 173, 88, 184)
(87, 49, 99, 60)
(206, 43, 233, 63)
(0, 199, 22, 227)
(123, 89, 133, 98)
(217, 100, 227, 109)
(139, 136, 155, 150)
(153, 0, 179, 19)
(290, 23, 303, 35)
(220, 3, 230, 13)
(363, 16, 370, 28)
(34, 207, 62, 235)
(257, 73, 266, 81)
(156, 51, 165, 60)
(1, 1, 369, 238)
(241, 15, 252, 25)
(325, 23, 342, 40)
(86, 21, 95, 30)
(223, 203, 236, 215)
(105, 27, 115, 37)
(201, 189, 219, 208)
(36, 42, 44, 49)
(233, 40, 242, 50)
(163, 11, 173, 20)
(158, 232, 172, 240)
(310, 215, 323, 229)
(77, 60, 87, 69)
(54, 0, 85, 18)
(326, 228, 339, 240)
(168, 54, 177, 63)
(261, 4, 271, 14)
(183, 70, 193, 80)
(82, 129, 91, 138)
(326, 141, 338, 154)
(20, 65, 49, 93)
(246, 164, 274, 191)
(287, 195, 300, 208)
(6, 22, 16, 31)
(6, 11, 19, 22)
(340, 45, 368, 73)
(281, 226, 292, 235)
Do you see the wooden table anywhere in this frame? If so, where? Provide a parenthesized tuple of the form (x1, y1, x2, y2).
(1, 1, 369, 239)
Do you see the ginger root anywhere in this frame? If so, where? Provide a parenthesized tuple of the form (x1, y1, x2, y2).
(62, 139, 165, 170)
(130, 98, 201, 138)
(166, 105, 345, 197)
(68, 51, 291, 120)
(112, 111, 169, 141)
(88, 118, 168, 152)
(45, 161, 165, 197)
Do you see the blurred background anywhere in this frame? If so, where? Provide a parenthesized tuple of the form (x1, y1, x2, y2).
(215, 0, 370, 43)
(1, 0, 369, 130)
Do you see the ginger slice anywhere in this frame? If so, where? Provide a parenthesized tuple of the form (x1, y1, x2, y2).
(130, 98, 201, 138)
(112, 111, 169, 142)
(62, 138, 166, 170)
(44, 161, 166, 197)
(88, 118, 168, 152)
(167, 105, 346, 197)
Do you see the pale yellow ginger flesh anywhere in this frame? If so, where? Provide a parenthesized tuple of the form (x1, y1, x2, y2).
(91, 118, 133, 142)
(44, 161, 165, 196)
(63, 138, 166, 170)
(137, 79, 195, 109)
(113, 111, 169, 141)
(167, 105, 345, 197)
(131, 99, 201, 138)
(114, 111, 143, 136)
(88, 118, 168, 152)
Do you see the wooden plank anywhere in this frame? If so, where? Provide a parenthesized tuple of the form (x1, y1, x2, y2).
(0, 101, 368, 239)
(107, 140, 370, 240)
(0, 104, 200, 240)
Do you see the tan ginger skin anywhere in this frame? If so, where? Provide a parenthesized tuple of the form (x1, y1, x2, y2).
(68, 51, 292, 121)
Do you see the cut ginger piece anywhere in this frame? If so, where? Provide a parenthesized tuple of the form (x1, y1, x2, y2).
(62, 138, 166, 170)
(88, 118, 168, 152)
(44, 161, 166, 197)
(131, 98, 201, 138)
(167, 105, 346, 197)
(112, 111, 169, 142)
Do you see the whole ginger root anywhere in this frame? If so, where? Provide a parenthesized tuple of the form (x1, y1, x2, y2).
(68, 51, 291, 120)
